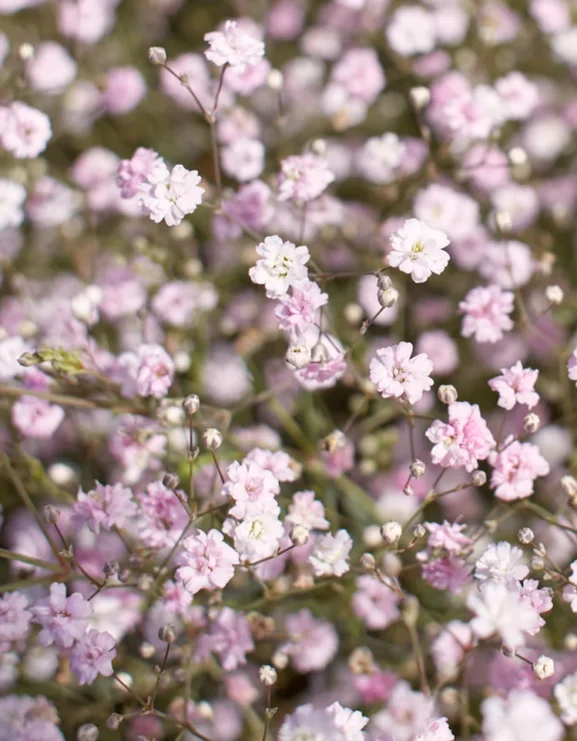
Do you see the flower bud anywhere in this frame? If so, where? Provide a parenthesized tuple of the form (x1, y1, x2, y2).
(106, 715, 123, 730)
(47, 462, 78, 488)
(409, 86, 431, 109)
(412, 523, 426, 540)
(311, 342, 329, 364)
(162, 472, 180, 489)
(77, 724, 99, 741)
(501, 644, 516, 658)
(267, 69, 283, 89)
(202, 428, 223, 450)
(377, 286, 399, 309)
(71, 293, 98, 325)
(360, 553, 376, 571)
(495, 210, 512, 233)
(524, 413, 540, 433)
(403, 484, 414, 496)
(259, 665, 278, 686)
(518, 527, 534, 545)
(139, 642, 156, 659)
(158, 624, 177, 644)
(410, 459, 426, 479)
(348, 647, 375, 675)
(565, 633, 577, 650)
(533, 655, 554, 680)
(148, 46, 167, 65)
(311, 138, 326, 156)
(18, 352, 41, 367)
(531, 556, 545, 571)
(272, 650, 289, 669)
(291, 525, 309, 546)
(363, 525, 382, 547)
(438, 384, 458, 404)
(104, 560, 120, 577)
(43, 505, 60, 525)
(472, 470, 487, 487)
(508, 147, 527, 165)
(382, 552, 403, 578)
(545, 285, 564, 305)
(18, 43, 34, 60)
(286, 343, 311, 369)
(381, 520, 402, 545)
(323, 428, 347, 453)
(377, 274, 392, 291)
(182, 394, 200, 415)
(401, 595, 420, 627)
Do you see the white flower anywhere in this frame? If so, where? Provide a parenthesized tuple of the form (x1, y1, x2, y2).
(386, 5, 436, 57)
(204, 20, 265, 72)
(359, 132, 405, 184)
(224, 511, 284, 563)
(387, 218, 450, 283)
(554, 671, 577, 725)
(249, 235, 310, 298)
(309, 529, 352, 577)
(474, 542, 529, 589)
(278, 704, 347, 741)
(0, 178, 26, 230)
(483, 689, 564, 741)
(467, 582, 541, 649)
(140, 163, 205, 227)
(325, 702, 368, 741)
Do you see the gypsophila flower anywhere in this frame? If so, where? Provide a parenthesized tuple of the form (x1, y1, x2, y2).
(175, 529, 240, 595)
(474, 541, 529, 588)
(0, 591, 32, 644)
(0, 101, 52, 158)
(482, 690, 563, 741)
(278, 153, 335, 203)
(204, 20, 265, 72)
(425, 521, 472, 554)
(249, 235, 310, 298)
(426, 401, 496, 472)
(275, 279, 329, 337)
(309, 529, 352, 578)
(387, 219, 450, 283)
(117, 147, 163, 199)
(70, 629, 116, 685)
(0, 178, 26, 229)
(459, 285, 515, 343)
(72, 482, 137, 533)
(489, 440, 550, 501)
(223, 459, 280, 519)
(467, 582, 541, 649)
(285, 490, 330, 531)
(413, 717, 455, 741)
(31, 583, 92, 648)
(139, 163, 204, 227)
(370, 341, 434, 405)
(281, 609, 338, 673)
(488, 361, 539, 410)
(554, 671, 577, 725)
(195, 607, 254, 671)
(224, 511, 284, 562)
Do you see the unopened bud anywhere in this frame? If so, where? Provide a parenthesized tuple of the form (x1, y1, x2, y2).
(531, 556, 545, 571)
(377, 286, 399, 309)
(272, 650, 289, 670)
(360, 552, 376, 571)
(286, 343, 311, 369)
(158, 624, 177, 644)
(472, 470, 487, 487)
(18, 352, 41, 367)
(381, 520, 402, 545)
(565, 633, 577, 650)
(438, 384, 458, 404)
(501, 644, 516, 658)
(291, 525, 309, 546)
(412, 523, 426, 540)
(323, 428, 347, 453)
(43, 505, 60, 525)
(403, 484, 414, 496)
(409, 86, 431, 109)
(523, 413, 540, 433)
(268, 69, 283, 89)
(77, 724, 99, 741)
(545, 285, 564, 305)
(363, 525, 382, 547)
(162, 472, 180, 489)
(19, 43, 34, 60)
(495, 210, 512, 233)
(562, 475, 577, 501)
(311, 138, 326, 156)
(311, 342, 329, 364)
(377, 274, 392, 291)
(401, 595, 420, 627)
(508, 147, 527, 165)
(518, 527, 534, 545)
(182, 394, 200, 415)
(382, 551, 403, 577)
(104, 560, 120, 577)
(106, 714, 123, 730)
(410, 459, 426, 479)
(148, 46, 167, 65)
(202, 428, 223, 450)
(532, 655, 554, 680)
(139, 642, 156, 659)
(348, 646, 375, 675)
(259, 665, 278, 686)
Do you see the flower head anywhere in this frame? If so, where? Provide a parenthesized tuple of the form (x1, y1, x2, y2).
(249, 235, 310, 298)
(370, 341, 434, 405)
(204, 20, 265, 72)
(387, 219, 450, 283)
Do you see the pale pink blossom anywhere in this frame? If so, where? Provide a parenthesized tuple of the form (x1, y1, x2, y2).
(249, 235, 310, 298)
(370, 341, 434, 405)
(387, 218, 450, 283)
(568, 348, 577, 384)
(474, 542, 529, 588)
(0, 178, 26, 229)
(223, 511, 284, 562)
(102, 66, 146, 116)
(137, 481, 189, 550)
(0, 592, 32, 644)
(0, 101, 52, 158)
(425, 521, 472, 553)
(278, 153, 335, 203)
(221, 138, 265, 182)
(31, 583, 92, 648)
(480, 240, 535, 287)
(489, 440, 550, 501)
(285, 490, 330, 531)
(352, 575, 401, 630)
(413, 184, 479, 241)
(195, 607, 254, 671)
(488, 361, 539, 410)
(459, 285, 515, 344)
(175, 529, 239, 594)
(358, 133, 405, 184)
(372, 680, 435, 741)
(58, 0, 115, 44)
(70, 629, 116, 685)
(422, 555, 470, 593)
(275, 279, 328, 337)
(431, 621, 475, 681)
(309, 529, 352, 577)
(243, 448, 302, 482)
(12, 396, 65, 438)
(326, 702, 369, 741)
(414, 717, 454, 741)
(139, 163, 204, 226)
(72, 482, 137, 533)
(281, 609, 338, 673)
(204, 20, 265, 72)
(26, 42, 77, 94)
(555, 672, 577, 725)
(426, 401, 496, 472)
(483, 689, 564, 741)
(223, 459, 280, 519)
(278, 704, 346, 741)
(117, 147, 163, 199)
(114, 343, 175, 399)
(386, 5, 436, 57)
(467, 582, 541, 649)
(495, 71, 539, 121)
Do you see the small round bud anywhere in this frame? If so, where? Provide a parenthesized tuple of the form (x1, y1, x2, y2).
(508, 147, 528, 165)
(377, 274, 392, 291)
(565, 633, 577, 650)
(360, 553, 376, 571)
(410, 460, 426, 479)
(106, 715, 123, 730)
(71, 293, 98, 324)
(259, 665, 278, 686)
(532, 655, 554, 680)
(344, 303, 363, 325)
(267, 69, 283, 89)
(545, 285, 564, 305)
(291, 525, 309, 546)
(158, 624, 176, 644)
(202, 428, 223, 450)
(43, 505, 60, 525)
(523, 413, 540, 434)
(495, 210, 512, 233)
(401, 595, 420, 627)
(381, 551, 403, 578)
(518, 527, 534, 545)
(148, 46, 167, 65)
(103, 560, 120, 577)
(501, 644, 516, 658)
(311, 342, 329, 364)
(380, 520, 402, 545)
(377, 286, 399, 309)
(18, 43, 35, 60)
(438, 384, 458, 404)
(18, 351, 41, 367)
(363, 525, 382, 547)
(561, 475, 577, 500)
(182, 394, 200, 415)
(348, 647, 375, 675)
(77, 724, 99, 741)
(323, 428, 347, 453)
(472, 470, 487, 487)
(286, 343, 311, 369)
(403, 484, 414, 496)
(311, 138, 326, 156)
(162, 472, 180, 489)
(412, 523, 426, 540)
(48, 462, 78, 488)
(272, 650, 289, 670)
(139, 642, 156, 659)
(531, 556, 545, 571)
(409, 86, 431, 109)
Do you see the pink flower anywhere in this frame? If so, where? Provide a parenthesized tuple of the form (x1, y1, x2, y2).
(425, 521, 472, 553)
(175, 529, 239, 595)
(278, 153, 335, 203)
(152, 280, 217, 327)
(275, 279, 329, 337)
(372, 680, 435, 740)
(330, 47, 386, 106)
(117, 147, 163, 199)
(195, 607, 254, 671)
(459, 285, 515, 343)
(0, 592, 32, 644)
(278, 704, 346, 741)
(467, 582, 541, 649)
(102, 66, 146, 116)
(426, 401, 496, 472)
(0, 178, 26, 229)
(352, 575, 401, 630)
(286, 490, 330, 531)
(223, 510, 284, 562)
(137, 481, 189, 550)
(281, 609, 338, 673)
(221, 138, 265, 182)
(223, 459, 280, 519)
(31, 583, 92, 648)
(387, 219, 450, 283)
(139, 163, 205, 226)
(489, 440, 550, 501)
(70, 629, 116, 685)
(495, 71, 539, 121)
(243, 447, 301, 482)
(72, 482, 137, 533)
(249, 235, 310, 298)
(475, 542, 529, 588)
(323, 439, 355, 478)
(431, 621, 475, 681)
(386, 5, 436, 57)
(422, 556, 470, 593)
(370, 341, 434, 405)
(488, 361, 539, 410)
(483, 689, 563, 741)
(0, 695, 65, 741)
(204, 20, 265, 72)
(12, 396, 65, 438)
(414, 717, 455, 741)
(568, 347, 577, 384)
(309, 529, 352, 577)
(0, 101, 52, 158)
(25, 42, 77, 94)
(114, 343, 175, 399)
(326, 702, 369, 741)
